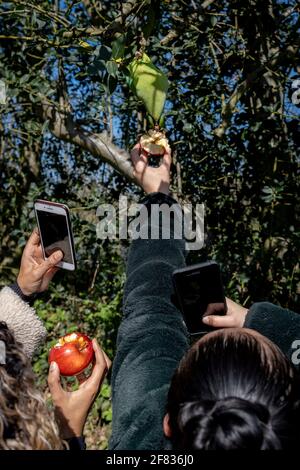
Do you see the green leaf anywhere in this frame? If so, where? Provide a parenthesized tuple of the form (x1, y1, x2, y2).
(88, 58, 106, 76)
(19, 74, 30, 85)
(94, 45, 111, 61)
(147, 114, 155, 127)
(102, 408, 112, 422)
(183, 122, 193, 133)
(128, 53, 168, 121)
(100, 383, 111, 398)
(262, 187, 272, 194)
(107, 75, 118, 94)
(158, 114, 166, 128)
(106, 60, 118, 77)
(210, 16, 217, 27)
(112, 35, 126, 60)
(35, 18, 46, 29)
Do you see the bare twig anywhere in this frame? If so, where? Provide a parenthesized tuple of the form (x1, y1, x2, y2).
(0, 34, 49, 43)
(12, 0, 70, 27)
(209, 42, 221, 74)
(89, 261, 100, 291)
(107, 94, 113, 142)
(176, 161, 182, 196)
(2, 0, 145, 44)
(160, 30, 179, 46)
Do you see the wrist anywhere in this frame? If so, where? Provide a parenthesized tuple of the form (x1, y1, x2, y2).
(58, 418, 85, 440)
(61, 429, 83, 440)
(141, 192, 177, 206)
(10, 281, 36, 304)
(16, 275, 34, 297)
(66, 435, 86, 451)
(241, 308, 249, 327)
(145, 183, 169, 195)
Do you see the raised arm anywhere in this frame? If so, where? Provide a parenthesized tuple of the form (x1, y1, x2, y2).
(110, 144, 189, 450)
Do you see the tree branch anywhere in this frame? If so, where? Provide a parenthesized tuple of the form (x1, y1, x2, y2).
(40, 101, 136, 183)
(160, 29, 179, 46)
(61, 0, 143, 39)
(1, 0, 146, 44)
(213, 44, 299, 137)
(12, 0, 70, 27)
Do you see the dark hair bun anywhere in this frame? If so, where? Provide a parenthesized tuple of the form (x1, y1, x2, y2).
(179, 397, 280, 450)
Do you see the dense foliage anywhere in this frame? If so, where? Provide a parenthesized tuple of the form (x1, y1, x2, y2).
(0, 0, 299, 448)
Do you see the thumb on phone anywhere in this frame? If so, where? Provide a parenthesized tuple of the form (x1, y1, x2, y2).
(35, 250, 63, 277)
(202, 314, 236, 328)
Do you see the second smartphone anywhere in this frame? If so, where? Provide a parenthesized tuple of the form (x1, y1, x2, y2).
(34, 199, 76, 271)
(172, 261, 227, 335)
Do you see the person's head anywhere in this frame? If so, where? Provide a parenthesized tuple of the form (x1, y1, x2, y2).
(0, 322, 63, 449)
(165, 328, 300, 449)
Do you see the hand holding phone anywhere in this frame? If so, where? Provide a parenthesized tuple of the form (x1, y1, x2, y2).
(34, 200, 76, 271)
(203, 297, 248, 329)
(17, 229, 63, 296)
(172, 261, 227, 335)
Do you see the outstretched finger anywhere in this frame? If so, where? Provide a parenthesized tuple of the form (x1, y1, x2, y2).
(131, 144, 148, 175)
(102, 350, 112, 370)
(23, 228, 41, 255)
(85, 339, 110, 389)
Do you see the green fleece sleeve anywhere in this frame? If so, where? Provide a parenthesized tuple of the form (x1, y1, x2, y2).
(244, 302, 300, 367)
(110, 193, 189, 450)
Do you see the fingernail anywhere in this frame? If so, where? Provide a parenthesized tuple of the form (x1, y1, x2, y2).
(54, 251, 63, 260)
(202, 316, 210, 324)
(50, 361, 57, 371)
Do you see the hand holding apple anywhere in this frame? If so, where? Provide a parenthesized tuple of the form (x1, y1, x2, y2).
(131, 142, 171, 195)
(48, 338, 111, 439)
(49, 332, 94, 376)
(140, 129, 169, 156)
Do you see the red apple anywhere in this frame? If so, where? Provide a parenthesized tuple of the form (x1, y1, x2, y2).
(49, 332, 94, 376)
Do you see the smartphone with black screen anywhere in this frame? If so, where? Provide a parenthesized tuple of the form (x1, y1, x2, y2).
(34, 199, 76, 271)
(172, 261, 227, 335)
